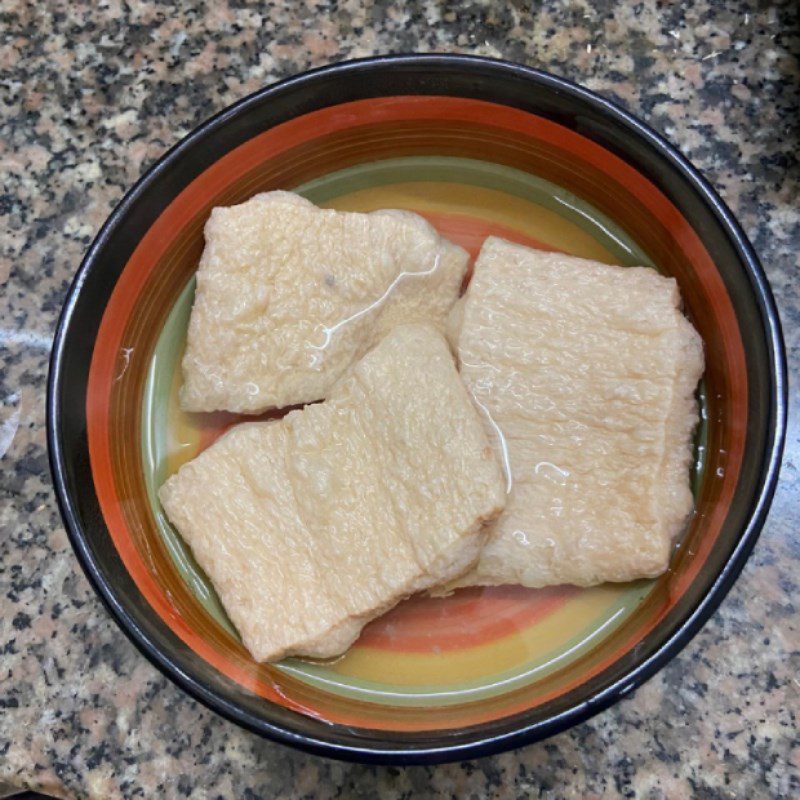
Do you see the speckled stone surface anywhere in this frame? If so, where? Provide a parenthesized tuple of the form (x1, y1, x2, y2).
(1, 1, 798, 797)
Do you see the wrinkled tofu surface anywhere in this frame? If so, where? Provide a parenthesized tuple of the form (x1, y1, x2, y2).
(160, 325, 506, 661)
(180, 191, 468, 413)
(449, 238, 704, 589)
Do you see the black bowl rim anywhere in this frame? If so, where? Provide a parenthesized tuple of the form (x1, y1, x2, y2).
(47, 53, 787, 764)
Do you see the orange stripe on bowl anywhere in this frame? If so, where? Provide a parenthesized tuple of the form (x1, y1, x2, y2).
(417, 210, 557, 261)
(86, 95, 748, 728)
(356, 585, 579, 653)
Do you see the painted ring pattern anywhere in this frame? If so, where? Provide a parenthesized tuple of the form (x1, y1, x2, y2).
(85, 96, 747, 731)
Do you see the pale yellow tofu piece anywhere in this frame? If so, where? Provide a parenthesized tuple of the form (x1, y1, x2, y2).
(180, 191, 468, 413)
(449, 237, 704, 588)
(160, 325, 506, 661)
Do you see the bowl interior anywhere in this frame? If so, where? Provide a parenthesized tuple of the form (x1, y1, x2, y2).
(52, 62, 778, 759)
(142, 155, 709, 715)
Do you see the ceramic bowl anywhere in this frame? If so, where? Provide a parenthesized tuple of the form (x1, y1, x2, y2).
(48, 55, 787, 763)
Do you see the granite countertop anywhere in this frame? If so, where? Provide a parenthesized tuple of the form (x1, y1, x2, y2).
(1, 1, 798, 797)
